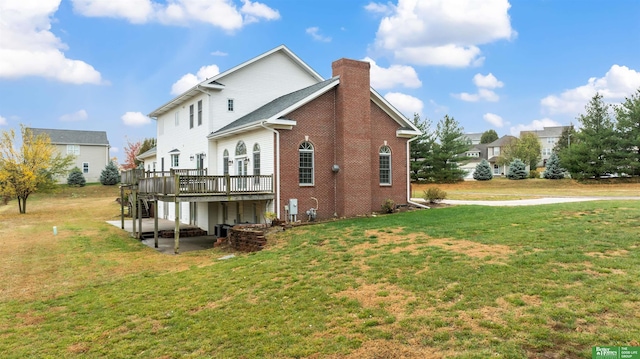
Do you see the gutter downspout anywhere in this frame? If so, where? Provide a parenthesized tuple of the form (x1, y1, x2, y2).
(260, 121, 281, 219)
(406, 136, 430, 209)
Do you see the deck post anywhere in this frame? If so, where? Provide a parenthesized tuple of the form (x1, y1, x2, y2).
(131, 188, 137, 238)
(174, 174, 180, 254)
(120, 186, 124, 229)
(154, 199, 159, 248)
(138, 197, 143, 239)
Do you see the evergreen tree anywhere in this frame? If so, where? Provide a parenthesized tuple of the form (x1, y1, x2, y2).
(409, 114, 435, 181)
(473, 159, 493, 181)
(614, 89, 640, 176)
(553, 125, 576, 154)
(67, 167, 86, 187)
(100, 161, 120, 185)
(480, 129, 499, 144)
(559, 93, 617, 179)
(543, 152, 565, 179)
(424, 115, 470, 183)
(506, 159, 528, 180)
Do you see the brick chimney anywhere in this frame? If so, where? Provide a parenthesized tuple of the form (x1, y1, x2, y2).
(332, 58, 372, 217)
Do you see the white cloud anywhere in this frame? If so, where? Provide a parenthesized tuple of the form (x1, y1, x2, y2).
(211, 50, 228, 56)
(59, 109, 88, 122)
(541, 65, 640, 115)
(363, 57, 421, 90)
(0, 0, 104, 84)
(384, 92, 424, 117)
(122, 112, 151, 127)
(306, 27, 331, 42)
(509, 118, 562, 136)
(72, 0, 279, 31)
(373, 0, 515, 67)
(170, 64, 220, 95)
(364, 2, 395, 15)
(453, 73, 503, 102)
(473, 73, 503, 89)
(0, 115, 7, 126)
(483, 113, 508, 127)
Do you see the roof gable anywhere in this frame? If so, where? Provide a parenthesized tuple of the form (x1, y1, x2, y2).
(149, 45, 324, 118)
(28, 128, 109, 146)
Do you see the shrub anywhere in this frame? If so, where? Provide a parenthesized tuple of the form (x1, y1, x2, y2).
(473, 159, 493, 181)
(100, 161, 120, 185)
(529, 170, 539, 179)
(381, 198, 395, 214)
(67, 167, 86, 187)
(423, 188, 447, 204)
(543, 152, 566, 179)
(506, 159, 528, 180)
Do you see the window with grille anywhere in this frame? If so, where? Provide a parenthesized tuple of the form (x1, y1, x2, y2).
(82, 162, 89, 174)
(253, 143, 260, 176)
(171, 154, 179, 168)
(379, 146, 391, 185)
(67, 144, 80, 156)
(197, 100, 202, 126)
(299, 141, 314, 185)
(223, 149, 229, 175)
(189, 104, 194, 129)
(227, 99, 234, 112)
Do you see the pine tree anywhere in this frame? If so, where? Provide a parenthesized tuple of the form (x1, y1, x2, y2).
(100, 161, 120, 185)
(424, 115, 470, 183)
(543, 152, 565, 179)
(473, 159, 493, 180)
(409, 114, 435, 181)
(506, 159, 527, 180)
(614, 89, 640, 177)
(67, 167, 86, 187)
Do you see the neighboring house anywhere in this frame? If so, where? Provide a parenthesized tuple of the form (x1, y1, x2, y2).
(520, 126, 570, 168)
(463, 133, 483, 145)
(486, 135, 517, 176)
(29, 128, 110, 183)
(137, 147, 157, 172)
(460, 143, 488, 179)
(129, 45, 420, 236)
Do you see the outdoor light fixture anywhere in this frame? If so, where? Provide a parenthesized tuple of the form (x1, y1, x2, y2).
(190, 155, 194, 161)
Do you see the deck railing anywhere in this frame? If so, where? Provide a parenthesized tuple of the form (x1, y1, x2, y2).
(121, 169, 273, 196)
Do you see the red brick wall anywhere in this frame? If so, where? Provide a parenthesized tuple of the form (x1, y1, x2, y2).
(276, 59, 410, 221)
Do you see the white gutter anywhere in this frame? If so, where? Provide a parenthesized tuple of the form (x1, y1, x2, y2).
(260, 121, 281, 219)
(406, 136, 430, 209)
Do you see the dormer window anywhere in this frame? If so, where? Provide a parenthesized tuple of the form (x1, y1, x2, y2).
(227, 99, 234, 112)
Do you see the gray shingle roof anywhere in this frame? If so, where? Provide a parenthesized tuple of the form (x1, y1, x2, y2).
(212, 77, 339, 135)
(487, 135, 517, 147)
(28, 128, 109, 146)
(520, 126, 569, 138)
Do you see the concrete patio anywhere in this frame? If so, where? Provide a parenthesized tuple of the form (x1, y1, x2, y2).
(106, 218, 217, 255)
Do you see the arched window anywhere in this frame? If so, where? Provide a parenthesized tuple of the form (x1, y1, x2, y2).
(299, 141, 314, 185)
(379, 145, 391, 185)
(253, 143, 260, 176)
(223, 149, 229, 175)
(235, 141, 246, 156)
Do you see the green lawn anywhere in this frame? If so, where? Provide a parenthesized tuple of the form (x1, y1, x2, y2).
(1, 186, 639, 358)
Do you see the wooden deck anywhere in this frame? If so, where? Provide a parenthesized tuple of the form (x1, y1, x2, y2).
(121, 169, 274, 197)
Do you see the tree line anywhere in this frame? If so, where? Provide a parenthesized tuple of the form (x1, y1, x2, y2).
(554, 90, 640, 180)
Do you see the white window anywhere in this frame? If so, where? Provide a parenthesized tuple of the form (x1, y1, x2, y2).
(494, 147, 500, 156)
(223, 149, 229, 175)
(547, 137, 557, 144)
(299, 141, 314, 185)
(174, 111, 180, 126)
(253, 143, 260, 176)
(82, 162, 89, 174)
(493, 164, 500, 175)
(67, 145, 80, 156)
(189, 104, 194, 129)
(171, 154, 179, 168)
(227, 99, 234, 112)
(542, 148, 552, 156)
(197, 100, 202, 126)
(379, 145, 391, 185)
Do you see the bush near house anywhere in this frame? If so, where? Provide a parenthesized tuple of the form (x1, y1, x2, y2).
(473, 159, 493, 181)
(67, 167, 86, 187)
(100, 161, 120, 185)
(507, 159, 528, 180)
(381, 198, 395, 213)
(423, 187, 447, 203)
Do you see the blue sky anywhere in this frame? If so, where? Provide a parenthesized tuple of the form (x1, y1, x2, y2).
(1, 0, 639, 161)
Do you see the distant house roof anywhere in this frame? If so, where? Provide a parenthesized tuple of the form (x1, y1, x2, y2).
(464, 133, 483, 144)
(520, 126, 569, 138)
(487, 135, 517, 147)
(210, 77, 341, 137)
(137, 147, 157, 160)
(29, 128, 109, 146)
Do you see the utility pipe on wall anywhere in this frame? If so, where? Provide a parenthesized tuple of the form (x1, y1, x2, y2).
(406, 136, 430, 209)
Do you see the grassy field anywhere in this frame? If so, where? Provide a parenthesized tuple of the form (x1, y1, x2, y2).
(1, 182, 639, 358)
(412, 178, 640, 200)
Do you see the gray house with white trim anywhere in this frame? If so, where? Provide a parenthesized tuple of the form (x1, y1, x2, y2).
(29, 128, 110, 183)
